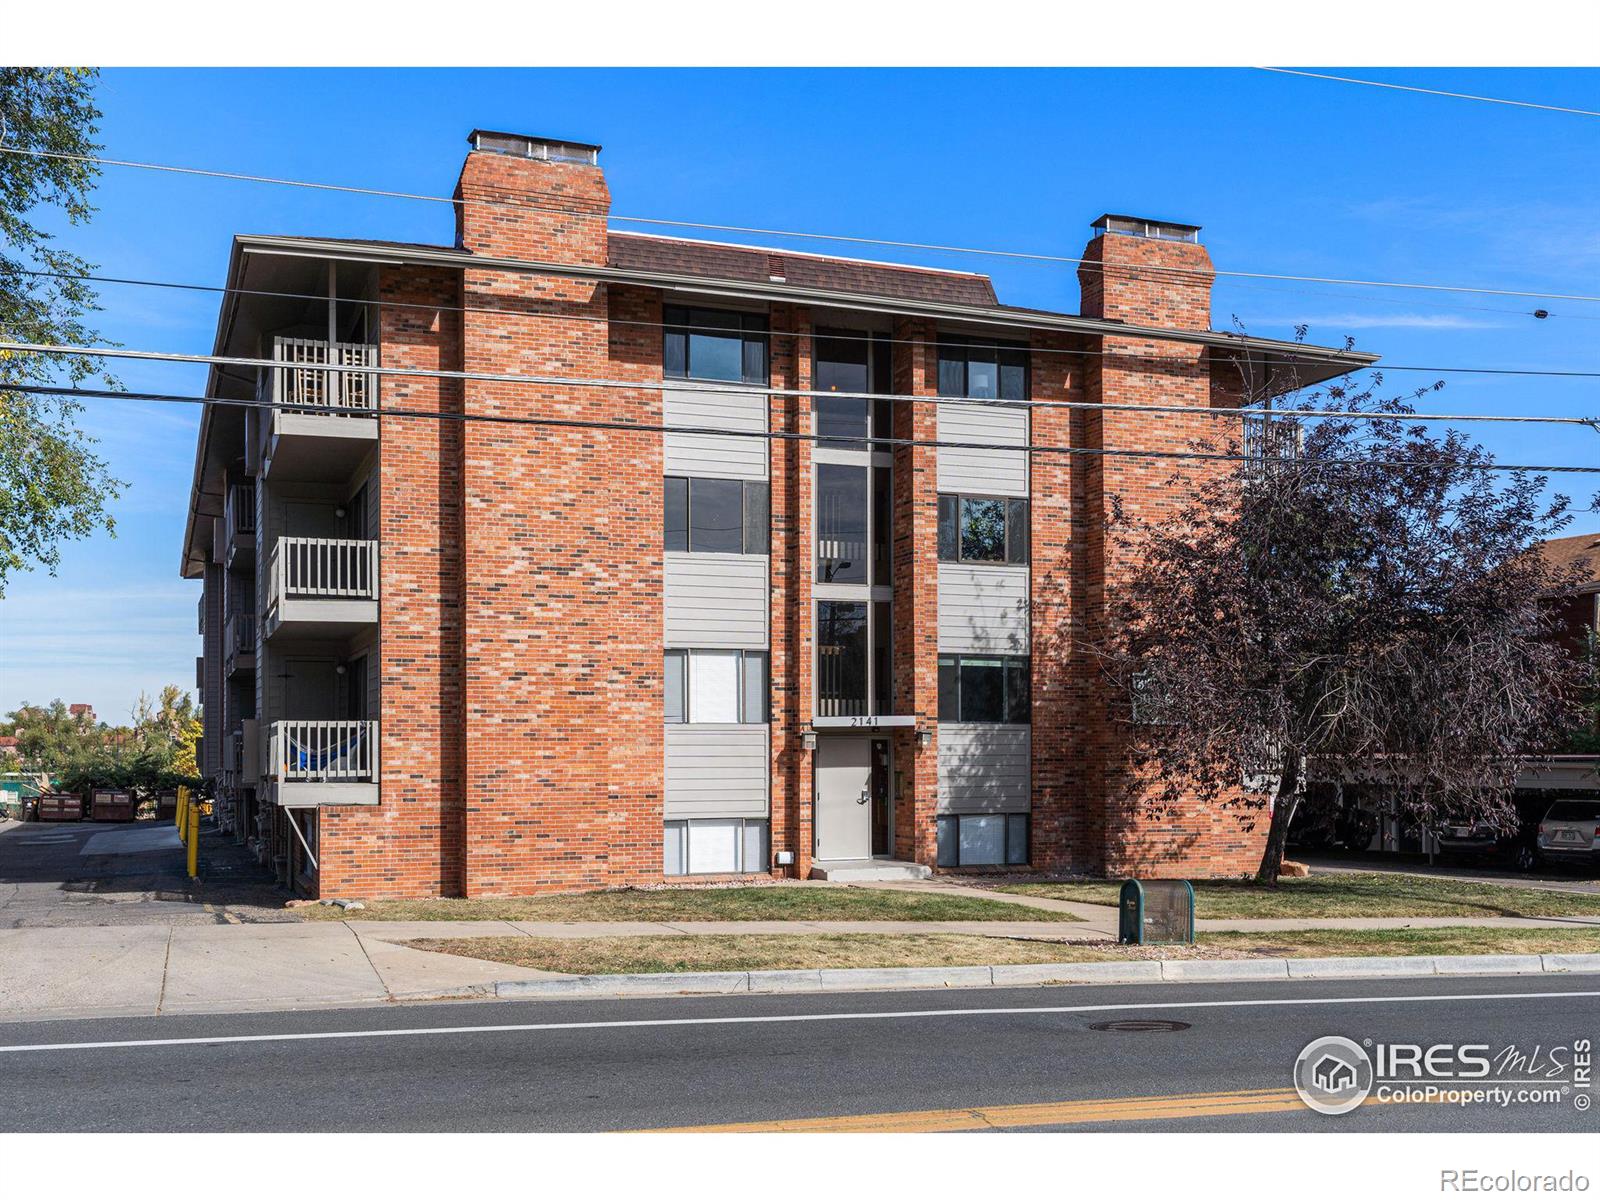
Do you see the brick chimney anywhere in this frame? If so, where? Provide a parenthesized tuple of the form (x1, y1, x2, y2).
(1078, 214, 1213, 331)
(454, 130, 610, 265)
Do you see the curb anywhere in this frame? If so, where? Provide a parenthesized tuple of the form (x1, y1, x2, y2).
(492, 952, 1600, 1001)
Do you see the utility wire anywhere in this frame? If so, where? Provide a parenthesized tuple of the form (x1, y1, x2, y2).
(7, 339, 1597, 429)
(1256, 67, 1600, 118)
(16, 382, 1600, 476)
(14, 267, 1600, 382)
(3, 142, 1599, 305)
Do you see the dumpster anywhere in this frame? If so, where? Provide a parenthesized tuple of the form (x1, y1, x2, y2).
(90, 789, 137, 822)
(37, 793, 85, 822)
(156, 789, 179, 821)
(1118, 879, 1196, 945)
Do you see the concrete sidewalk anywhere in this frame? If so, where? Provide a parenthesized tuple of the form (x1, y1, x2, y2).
(6, 908, 1598, 1022)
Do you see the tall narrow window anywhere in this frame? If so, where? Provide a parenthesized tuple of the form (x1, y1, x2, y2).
(664, 650, 686, 723)
(665, 477, 688, 552)
(817, 601, 868, 717)
(815, 330, 870, 450)
(871, 466, 892, 586)
(816, 464, 868, 584)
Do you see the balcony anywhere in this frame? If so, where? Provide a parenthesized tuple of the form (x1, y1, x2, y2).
(266, 719, 379, 807)
(224, 481, 256, 569)
(264, 536, 378, 637)
(225, 611, 256, 675)
(261, 336, 378, 482)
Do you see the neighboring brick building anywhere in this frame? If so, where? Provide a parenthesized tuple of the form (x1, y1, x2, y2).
(180, 132, 1375, 897)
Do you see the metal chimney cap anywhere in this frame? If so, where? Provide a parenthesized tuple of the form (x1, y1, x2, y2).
(467, 130, 601, 165)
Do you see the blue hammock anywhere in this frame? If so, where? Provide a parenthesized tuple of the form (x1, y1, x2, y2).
(285, 726, 365, 772)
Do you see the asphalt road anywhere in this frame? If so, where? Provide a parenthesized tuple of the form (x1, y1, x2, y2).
(2, 974, 1596, 1132)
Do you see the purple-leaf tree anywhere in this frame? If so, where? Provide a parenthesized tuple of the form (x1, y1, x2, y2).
(1099, 366, 1594, 884)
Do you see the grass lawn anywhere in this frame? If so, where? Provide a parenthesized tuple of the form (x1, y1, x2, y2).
(406, 927, 1600, 975)
(998, 872, 1600, 919)
(299, 885, 1080, 924)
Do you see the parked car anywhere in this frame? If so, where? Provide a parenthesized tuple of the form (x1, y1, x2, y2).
(1536, 797, 1600, 869)
(1433, 816, 1540, 872)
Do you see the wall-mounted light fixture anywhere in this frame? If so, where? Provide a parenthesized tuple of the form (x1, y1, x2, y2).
(917, 727, 933, 749)
(801, 732, 817, 751)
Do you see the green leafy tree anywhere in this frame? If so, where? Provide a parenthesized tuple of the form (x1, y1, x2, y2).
(0, 67, 122, 596)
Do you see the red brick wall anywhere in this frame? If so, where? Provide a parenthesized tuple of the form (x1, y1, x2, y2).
(891, 318, 940, 865)
(770, 306, 814, 877)
(1076, 232, 1266, 877)
(455, 149, 661, 894)
(320, 265, 465, 898)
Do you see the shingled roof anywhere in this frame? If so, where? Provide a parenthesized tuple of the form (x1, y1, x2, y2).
(608, 231, 999, 306)
(1540, 531, 1600, 588)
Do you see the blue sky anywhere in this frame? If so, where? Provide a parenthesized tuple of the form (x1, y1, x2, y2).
(1, 67, 1596, 721)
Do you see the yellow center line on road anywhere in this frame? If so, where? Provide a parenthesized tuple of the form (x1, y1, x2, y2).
(640, 1087, 1427, 1133)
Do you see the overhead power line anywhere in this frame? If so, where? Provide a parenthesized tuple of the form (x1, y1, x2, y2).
(1256, 67, 1600, 118)
(7, 339, 1597, 430)
(3, 143, 1599, 305)
(15, 266, 1600, 382)
(15, 382, 1600, 476)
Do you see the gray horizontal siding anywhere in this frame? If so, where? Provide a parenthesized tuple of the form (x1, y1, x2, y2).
(936, 400, 1028, 496)
(664, 386, 769, 480)
(664, 552, 769, 648)
(937, 724, 1031, 814)
(665, 725, 771, 819)
(937, 563, 1030, 654)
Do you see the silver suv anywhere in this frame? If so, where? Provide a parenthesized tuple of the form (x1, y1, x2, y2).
(1535, 798, 1600, 868)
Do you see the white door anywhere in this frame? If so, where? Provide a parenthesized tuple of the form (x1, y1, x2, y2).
(815, 737, 872, 861)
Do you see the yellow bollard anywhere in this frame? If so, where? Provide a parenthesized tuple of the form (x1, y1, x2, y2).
(176, 786, 189, 838)
(187, 802, 200, 879)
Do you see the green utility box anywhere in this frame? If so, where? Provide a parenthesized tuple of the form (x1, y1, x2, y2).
(1119, 879, 1196, 945)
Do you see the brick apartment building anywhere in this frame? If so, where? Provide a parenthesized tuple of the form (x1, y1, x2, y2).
(181, 130, 1375, 897)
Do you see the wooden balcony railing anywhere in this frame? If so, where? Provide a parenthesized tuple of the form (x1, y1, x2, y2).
(267, 720, 378, 783)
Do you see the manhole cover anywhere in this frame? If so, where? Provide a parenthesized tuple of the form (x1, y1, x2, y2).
(1088, 1019, 1192, 1033)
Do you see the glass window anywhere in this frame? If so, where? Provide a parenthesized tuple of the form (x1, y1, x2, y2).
(664, 306, 769, 385)
(966, 346, 998, 400)
(937, 494, 1029, 565)
(1006, 497, 1030, 565)
(873, 601, 893, 716)
(999, 348, 1028, 402)
(664, 820, 686, 875)
(689, 478, 743, 554)
(664, 650, 686, 723)
(741, 820, 768, 873)
(741, 651, 769, 724)
(937, 655, 959, 722)
(937, 816, 959, 867)
(959, 814, 1006, 865)
(871, 466, 892, 586)
(816, 330, 871, 450)
(743, 481, 769, 555)
(688, 819, 740, 874)
(940, 655, 1030, 724)
(689, 650, 740, 723)
(1005, 658, 1031, 724)
(817, 601, 868, 717)
(937, 494, 959, 561)
(958, 657, 1005, 722)
(1006, 813, 1029, 866)
(817, 463, 869, 584)
(960, 497, 1007, 563)
(938, 336, 1029, 401)
(664, 476, 688, 552)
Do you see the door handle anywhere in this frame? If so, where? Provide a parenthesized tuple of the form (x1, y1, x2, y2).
(857, 790, 870, 805)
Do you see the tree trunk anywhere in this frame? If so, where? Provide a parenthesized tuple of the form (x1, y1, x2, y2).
(1254, 754, 1302, 885)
